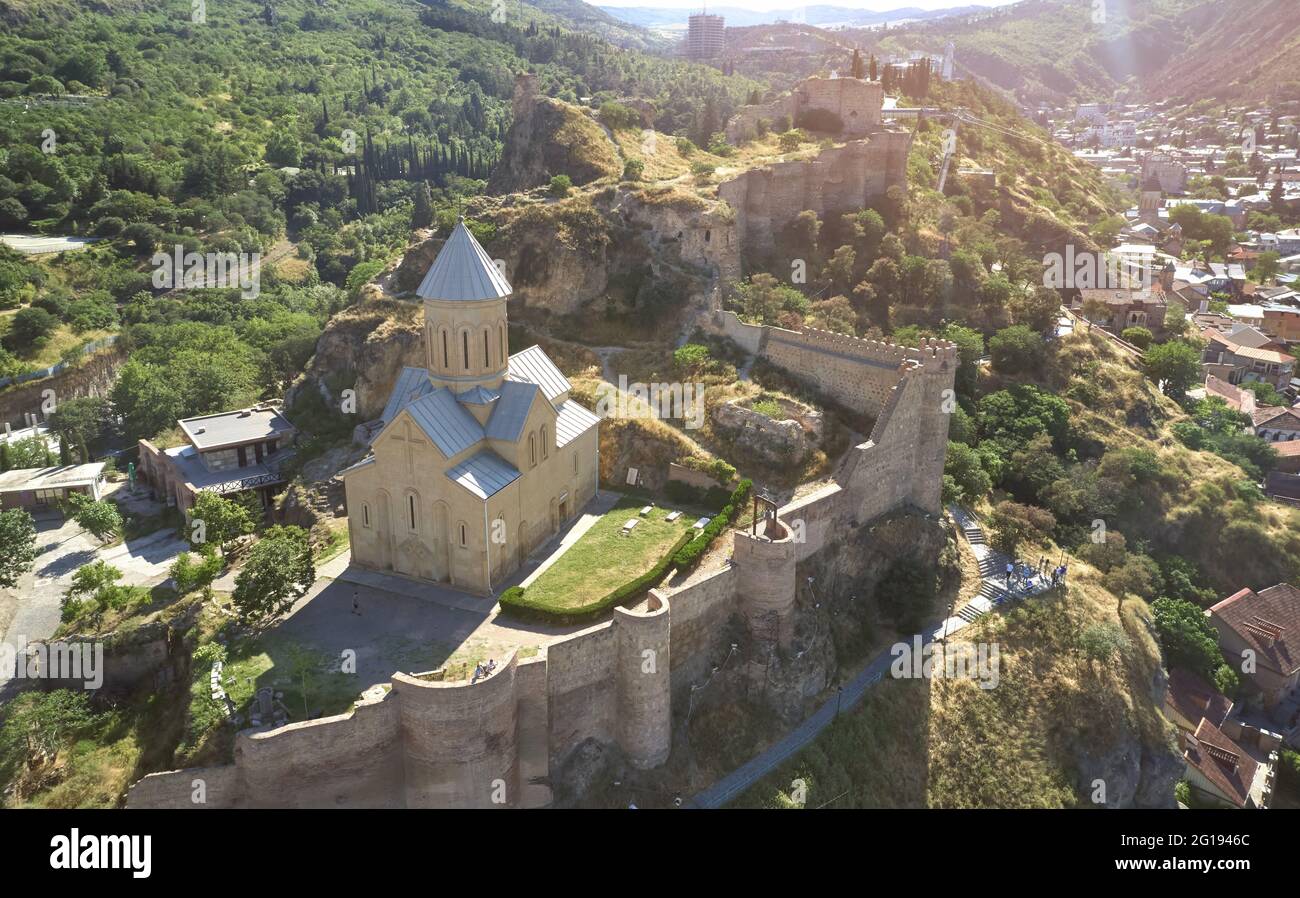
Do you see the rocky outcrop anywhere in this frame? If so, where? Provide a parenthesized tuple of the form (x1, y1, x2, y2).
(286, 300, 423, 422)
(711, 398, 821, 468)
(488, 74, 622, 195)
(0, 344, 126, 430)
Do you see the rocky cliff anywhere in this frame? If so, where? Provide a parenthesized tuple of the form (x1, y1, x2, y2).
(487, 74, 622, 195)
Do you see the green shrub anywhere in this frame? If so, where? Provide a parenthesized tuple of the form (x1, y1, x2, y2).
(672, 479, 751, 570)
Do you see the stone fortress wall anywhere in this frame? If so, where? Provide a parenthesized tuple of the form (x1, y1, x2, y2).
(718, 132, 912, 263)
(725, 76, 885, 143)
(128, 327, 955, 809)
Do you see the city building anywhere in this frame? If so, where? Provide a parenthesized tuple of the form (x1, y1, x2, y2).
(685, 13, 725, 60)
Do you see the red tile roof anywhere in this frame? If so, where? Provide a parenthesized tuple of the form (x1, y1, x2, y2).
(1185, 717, 1258, 808)
(1210, 583, 1300, 676)
(1166, 667, 1233, 730)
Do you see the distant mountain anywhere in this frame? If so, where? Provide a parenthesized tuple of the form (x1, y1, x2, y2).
(599, 4, 990, 30)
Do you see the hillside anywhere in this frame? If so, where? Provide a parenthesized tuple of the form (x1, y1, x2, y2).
(851, 0, 1300, 105)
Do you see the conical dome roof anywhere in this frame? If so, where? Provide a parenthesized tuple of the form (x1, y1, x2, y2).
(416, 218, 513, 301)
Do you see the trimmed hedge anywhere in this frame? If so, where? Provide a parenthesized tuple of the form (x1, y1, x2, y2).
(671, 478, 751, 571)
(498, 529, 695, 624)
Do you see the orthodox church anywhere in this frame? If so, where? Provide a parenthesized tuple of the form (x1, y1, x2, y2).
(340, 219, 601, 593)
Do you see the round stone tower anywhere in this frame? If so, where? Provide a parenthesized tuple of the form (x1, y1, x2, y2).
(614, 595, 672, 769)
(418, 218, 512, 394)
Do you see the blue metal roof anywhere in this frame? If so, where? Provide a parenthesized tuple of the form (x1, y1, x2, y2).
(555, 399, 600, 447)
(446, 450, 520, 500)
(456, 385, 501, 406)
(507, 345, 570, 402)
(402, 388, 485, 458)
(416, 219, 513, 302)
(484, 381, 540, 443)
(381, 367, 434, 424)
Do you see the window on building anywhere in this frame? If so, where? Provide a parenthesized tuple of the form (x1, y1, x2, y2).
(573, 454, 578, 475)
(541, 424, 548, 459)
(459, 523, 467, 547)
(408, 494, 417, 530)
(363, 504, 370, 528)
(484, 331, 490, 367)
(499, 325, 506, 363)
(442, 330, 449, 369)
(529, 433, 536, 467)
(462, 331, 469, 371)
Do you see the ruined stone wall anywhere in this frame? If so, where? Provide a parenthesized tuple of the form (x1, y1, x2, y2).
(725, 77, 885, 143)
(718, 130, 912, 265)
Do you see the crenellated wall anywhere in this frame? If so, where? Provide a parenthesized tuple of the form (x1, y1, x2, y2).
(718, 131, 912, 265)
(725, 76, 885, 143)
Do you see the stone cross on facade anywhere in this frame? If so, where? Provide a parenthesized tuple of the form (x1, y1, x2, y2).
(388, 420, 427, 476)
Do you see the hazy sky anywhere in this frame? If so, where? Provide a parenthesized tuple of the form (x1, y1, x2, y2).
(597, 0, 1016, 10)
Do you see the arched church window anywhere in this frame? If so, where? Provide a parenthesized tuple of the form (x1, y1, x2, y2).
(541, 424, 548, 459)
(459, 522, 467, 547)
(408, 494, 417, 531)
(499, 324, 506, 362)
(483, 330, 490, 368)
(441, 330, 449, 369)
(362, 504, 370, 528)
(529, 433, 537, 468)
(462, 331, 470, 371)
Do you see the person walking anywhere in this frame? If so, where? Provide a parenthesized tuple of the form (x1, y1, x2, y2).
(1005, 560, 1013, 587)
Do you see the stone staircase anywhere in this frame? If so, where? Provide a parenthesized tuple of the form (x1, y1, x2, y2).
(950, 506, 1017, 624)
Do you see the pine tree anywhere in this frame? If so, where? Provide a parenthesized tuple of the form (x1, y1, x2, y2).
(59, 437, 71, 466)
(851, 50, 864, 79)
(412, 181, 434, 230)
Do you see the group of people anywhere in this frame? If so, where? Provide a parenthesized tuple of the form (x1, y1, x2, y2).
(1003, 557, 1069, 592)
(471, 659, 497, 684)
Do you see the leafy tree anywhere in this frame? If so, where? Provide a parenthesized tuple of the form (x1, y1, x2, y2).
(3, 435, 55, 468)
(169, 545, 224, 596)
(1151, 597, 1226, 681)
(988, 324, 1045, 376)
(5, 306, 57, 350)
(65, 493, 122, 543)
(1120, 326, 1153, 350)
(411, 181, 434, 230)
(548, 175, 572, 197)
(189, 491, 256, 557)
(986, 500, 1055, 556)
(943, 441, 991, 505)
(977, 385, 1070, 446)
(0, 508, 37, 589)
(1143, 340, 1202, 399)
(0, 690, 97, 771)
(232, 525, 315, 624)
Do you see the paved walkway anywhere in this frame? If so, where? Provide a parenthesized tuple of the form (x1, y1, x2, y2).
(687, 506, 1056, 808)
(0, 517, 187, 693)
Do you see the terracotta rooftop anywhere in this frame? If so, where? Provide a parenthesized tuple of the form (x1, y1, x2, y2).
(1166, 667, 1233, 730)
(1210, 583, 1300, 676)
(1185, 717, 1258, 808)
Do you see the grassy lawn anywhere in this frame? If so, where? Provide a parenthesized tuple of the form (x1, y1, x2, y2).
(521, 498, 696, 612)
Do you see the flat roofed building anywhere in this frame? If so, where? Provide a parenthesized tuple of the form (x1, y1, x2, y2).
(137, 404, 296, 513)
(0, 462, 105, 511)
